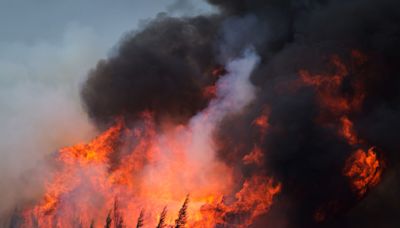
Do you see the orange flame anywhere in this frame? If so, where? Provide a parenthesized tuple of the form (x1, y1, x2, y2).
(252, 112, 269, 139)
(298, 55, 364, 116)
(199, 175, 281, 227)
(344, 147, 383, 197)
(243, 146, 263, 166)
(298, 51, 384, 202)
(22, 113, 280, 227)
(340, 116, 359, 145)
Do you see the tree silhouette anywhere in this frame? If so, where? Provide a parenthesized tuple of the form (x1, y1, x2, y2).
(136, 210, 144, 228)
(175, 195, 189, 228)
(156, 207, 167, 228)
(104, 210, 112, 228)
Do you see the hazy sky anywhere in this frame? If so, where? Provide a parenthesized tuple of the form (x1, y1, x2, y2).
(0, 0, 214, 220)
(0, 0, 213, 43)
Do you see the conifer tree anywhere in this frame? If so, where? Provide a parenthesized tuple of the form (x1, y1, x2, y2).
(136, 210, 144, 228)
(175, 195, 189, 228)
(105, 210, 112, 228)
(156, 207, 167, 228)
(113, 198, 124, 228)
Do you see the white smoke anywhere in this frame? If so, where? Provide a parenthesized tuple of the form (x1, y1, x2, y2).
(0, 24, 103, 222)
(187, 48, 260, 162)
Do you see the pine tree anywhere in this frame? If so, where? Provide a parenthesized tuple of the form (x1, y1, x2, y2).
(113, 198, 124, 228)
(136, 210, 144, 228)
(105, 210, 112, 228)
(156, 207, 167, 228)
(175, 195, 189, 228)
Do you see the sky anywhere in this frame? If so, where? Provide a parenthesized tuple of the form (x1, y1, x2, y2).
(0, 0, 214, 219)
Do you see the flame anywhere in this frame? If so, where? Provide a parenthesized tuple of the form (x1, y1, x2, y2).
(22, 53, 281, 227)
(198, 175, 281, 227)
(344, 147, 383, 197)
(243, 146, 263, 166)
(22, 116, 281, 227)
(252, 111, 269, 139)
(298, 55, 364, 116)
(242, 110, 270, 166)
(298, 51, 384, 219)
(340, 116, 359, 146)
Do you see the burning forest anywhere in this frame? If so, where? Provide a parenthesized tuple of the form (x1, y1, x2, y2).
(4, 0, 400, 227)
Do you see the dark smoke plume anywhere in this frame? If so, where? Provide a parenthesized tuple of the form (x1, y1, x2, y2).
(81, 14, 222, 126)
(81, 0, 400, 227)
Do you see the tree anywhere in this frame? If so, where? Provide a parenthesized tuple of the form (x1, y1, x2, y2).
(156, 207, 167, 228)
(175, 195, 189, 228)
(113, 198, 124, 228)
(105, 210, 112, 228)
(136, 210, 144, 228)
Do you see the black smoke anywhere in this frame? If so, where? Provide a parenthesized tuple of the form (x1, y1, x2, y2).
(81, 0, 400, 227)
(81, 14, 222, 126)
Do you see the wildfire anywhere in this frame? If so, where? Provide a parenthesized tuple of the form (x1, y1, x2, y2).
(23, 115, 281, 227)
(22, 52, 281, 227)
(20, 49, 386, 227)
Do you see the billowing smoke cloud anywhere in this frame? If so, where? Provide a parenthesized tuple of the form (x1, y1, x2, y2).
(81, 15, 223, 126)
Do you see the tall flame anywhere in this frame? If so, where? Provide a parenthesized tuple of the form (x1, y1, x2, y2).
(22, 50, 281, 227)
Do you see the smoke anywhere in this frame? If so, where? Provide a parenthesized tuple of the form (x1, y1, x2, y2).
(208, 0, 400, 227)
(81, 14, 224, 126)
(187, 48, 259, 162)
(1, 0, 396, 226)
(79, 0, 400, 227)
(0, 24, 103, 224)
